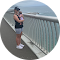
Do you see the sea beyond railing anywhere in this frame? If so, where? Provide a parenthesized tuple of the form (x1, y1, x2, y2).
(4, 10, 59, 54)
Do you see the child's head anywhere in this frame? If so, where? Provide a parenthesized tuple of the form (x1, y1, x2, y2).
(19, 11, 22, 15)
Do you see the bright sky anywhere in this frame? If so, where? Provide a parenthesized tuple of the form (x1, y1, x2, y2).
(15, 0, 45, 7)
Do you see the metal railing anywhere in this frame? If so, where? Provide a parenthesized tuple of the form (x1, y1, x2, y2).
(4, 11, 60, 54)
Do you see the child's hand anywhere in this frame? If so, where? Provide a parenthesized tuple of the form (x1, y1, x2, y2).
(19, 15, 21, 17)
(21, 14, 23, 17)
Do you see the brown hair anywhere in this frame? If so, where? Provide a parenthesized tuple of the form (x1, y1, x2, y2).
(19, 11, 22, 14)
(19, 11, 24, 19)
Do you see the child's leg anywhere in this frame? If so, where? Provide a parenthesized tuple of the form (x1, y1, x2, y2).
(20, 23, 21, 25)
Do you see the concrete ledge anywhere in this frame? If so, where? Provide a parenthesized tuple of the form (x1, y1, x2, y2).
(3, 17, 46, 58)
(21, 35, 45, 58)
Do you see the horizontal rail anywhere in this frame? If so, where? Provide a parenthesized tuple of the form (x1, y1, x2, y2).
(23, 14, 59, 23)
(6, 10, 59, 23)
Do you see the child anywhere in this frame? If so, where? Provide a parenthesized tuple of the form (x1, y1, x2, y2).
(19, 11, 24, 25)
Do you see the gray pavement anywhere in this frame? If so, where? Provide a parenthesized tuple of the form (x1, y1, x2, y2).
(1, 18, 38, 59)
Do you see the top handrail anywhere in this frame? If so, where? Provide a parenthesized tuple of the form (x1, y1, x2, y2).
(6, 10, 59, 23)
(23, 14, 59, 23)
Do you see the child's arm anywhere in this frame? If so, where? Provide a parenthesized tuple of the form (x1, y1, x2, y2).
(19, 15, 21, 17)
(22, 14, 24, 19)
(21, 14, 24, 19)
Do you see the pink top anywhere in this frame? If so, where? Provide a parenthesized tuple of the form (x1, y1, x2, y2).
(19, 14, 24, 25)
(20, 17, 23, 20)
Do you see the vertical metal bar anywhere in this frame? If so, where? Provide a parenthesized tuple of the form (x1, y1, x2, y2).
(35, 19, 37, 44)
(26, 19, 32, 38)
(41, 20, 45, 50)
(41, 21, 44, 47)
(39, 20, 43, 49)
(35, 19, 38, 45)
(31, 18, 34, 42)
(34, 19, 37, 45)
(44, 21, 49, 53)
(37, 19, 39, 46)
(39, 20, 42, 49)
(47, 21, 52, 52)
(34, 19, 37, 44)
(51, 22, 55, 48)
(36, 19, 38, 45)
(27, 17, 32, 37)
(37, 20, 39, 46)
(29, 18, 33, 41)
(41, 20, 43, 49)
(26, 17, 30, 35)
(55, 23, 59, 41)
(38, 19, 41, 48)
(27, 17, 30, 36)
(32, 18, 36, 43)
(36, 19, 39, 46)
(30, 18, 35, 42)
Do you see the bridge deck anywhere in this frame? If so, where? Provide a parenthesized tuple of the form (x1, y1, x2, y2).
(1, 18, 38, 59)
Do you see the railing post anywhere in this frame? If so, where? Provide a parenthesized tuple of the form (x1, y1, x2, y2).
(55, 23, 59, 41)
(51, 22, 56, 48)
